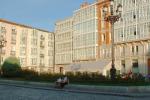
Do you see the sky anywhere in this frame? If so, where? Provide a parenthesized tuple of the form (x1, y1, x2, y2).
(0, 0, 94, 31)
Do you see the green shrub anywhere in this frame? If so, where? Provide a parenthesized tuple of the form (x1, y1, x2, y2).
(20, 70, 63, 82)
(20, 70, 39, 81)
(1, 57, 21, 77)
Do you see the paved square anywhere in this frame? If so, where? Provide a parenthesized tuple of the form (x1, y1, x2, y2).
(0, 84, 149, 100)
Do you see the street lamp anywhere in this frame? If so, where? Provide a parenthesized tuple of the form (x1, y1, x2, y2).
(0, 35, 7, 67)
(103, 0, 122, 80)
(52, 32, 55, 73)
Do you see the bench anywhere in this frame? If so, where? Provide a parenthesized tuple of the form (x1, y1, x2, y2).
(55, 81, 69, 88)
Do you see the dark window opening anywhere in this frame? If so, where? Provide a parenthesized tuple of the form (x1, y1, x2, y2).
(121, 60, 125, 68)
(133, 62, 138, 68)
(121, 34, 123, 37)
(132, 0, 135, 3)
(134, 31, 136, 35)
(136, 46, 138, 53)
(133, 15, 136, 19)
(132, 46, 134, 53)
(132, 59, 139, 73)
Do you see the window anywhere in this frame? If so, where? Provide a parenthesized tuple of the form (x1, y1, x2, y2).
(132, 46, 134, 53)
(20, 32, 27, 45)
(133, 14, 136, 19)
(20, 58, 26, 65)
(1, 26, 6, 33)
(40, 58, 44, 66)
(120, 46, 125, 56)
(12, 29, 17, 34)
(10, 47, 16, 56)
(31, 58, 37, 65)
(102, 34, 105, 43)
(136, 45, 138, 53)
(20, 47, 26, 55)
(134, 31, 136, 35)
(132, 59, 139, 73)
(31, 48, 37, 55)
(132, 0, 135, 3)
(11, 35, 16, 44)
(11, 28, 17, 44)
(121, 60, 125, 69)
(31, 39, 37, 46)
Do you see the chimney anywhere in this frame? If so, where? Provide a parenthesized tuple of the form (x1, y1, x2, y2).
(80, 2, 89, 8)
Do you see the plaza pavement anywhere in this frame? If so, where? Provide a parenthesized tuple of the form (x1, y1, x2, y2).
(1, 84, 149, 100)
(0, 79, 150, 98)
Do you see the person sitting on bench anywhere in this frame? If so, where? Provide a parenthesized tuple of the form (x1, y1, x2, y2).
(55, 77, 62, 87)
(55, 76, 69, 88)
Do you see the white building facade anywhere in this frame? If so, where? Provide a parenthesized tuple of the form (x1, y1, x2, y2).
(55, 17, 73, 73)
(0, 19, 54, 73)
(100, 0, 150, 76)
(55, 0, 150, 76)
(73, 3, 98, 62)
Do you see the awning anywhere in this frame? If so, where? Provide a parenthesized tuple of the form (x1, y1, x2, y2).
(64, 60, 111, 73)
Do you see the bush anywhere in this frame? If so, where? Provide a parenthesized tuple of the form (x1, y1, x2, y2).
(65, 72, 107, 84)
(20, 70, 39, 81)
(1, 57, 21, 77)
(20, 70, 63, 82)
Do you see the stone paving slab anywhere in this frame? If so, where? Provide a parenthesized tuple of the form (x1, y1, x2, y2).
(1, 84, 144, 100)
(0, 79, 150, 97)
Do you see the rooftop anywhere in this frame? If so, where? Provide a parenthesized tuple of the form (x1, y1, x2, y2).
(0, 18, 52, 33)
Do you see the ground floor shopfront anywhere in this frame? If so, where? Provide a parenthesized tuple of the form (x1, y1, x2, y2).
(60, 39, 150, 76)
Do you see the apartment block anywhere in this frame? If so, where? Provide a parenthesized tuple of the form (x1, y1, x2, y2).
(55, 0, 150, 76)
(55, 17, 73, 73)
(55, 1, 112, 73)
(100, 0, 150, 76)
(0, 19, 54, 73)
(73, 2, 98, 62)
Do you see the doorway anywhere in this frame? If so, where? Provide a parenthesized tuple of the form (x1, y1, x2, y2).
(60, 67, 63, 74)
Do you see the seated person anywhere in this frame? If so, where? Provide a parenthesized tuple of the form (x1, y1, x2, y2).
(55, 77, 62, 87)
(57, 78, 62, 83)
(63, 76, 69, 84)
(55, 76, 69, 88)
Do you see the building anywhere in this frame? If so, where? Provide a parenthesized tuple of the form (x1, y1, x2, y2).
(99, 0, 150, 76)
(97, 0, 111, 59)
(55, 17, 73, 73)
(54, 0, 150, 76)
(0, 19, 54, 73)
(113, 0, 150, 75)
(54, 0, 112, 73)
(73, 2, 98, 62)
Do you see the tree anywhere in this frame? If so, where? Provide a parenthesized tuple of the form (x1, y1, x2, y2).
(1, 57, 21, 77)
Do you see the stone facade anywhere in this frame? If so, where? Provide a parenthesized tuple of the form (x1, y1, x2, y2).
(55, 17, 73, 73)
(0, 19, 54, 73)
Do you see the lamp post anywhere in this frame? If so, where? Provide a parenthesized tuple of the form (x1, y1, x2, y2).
(0, 35, 7, 67)
(52, 32, 55, 73)
(103, 0, 122, 80)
